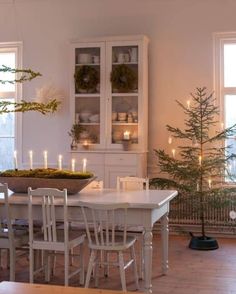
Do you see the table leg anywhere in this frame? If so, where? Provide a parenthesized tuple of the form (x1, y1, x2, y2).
(161, 212, 169, 275)
(143, 228, 153, 293)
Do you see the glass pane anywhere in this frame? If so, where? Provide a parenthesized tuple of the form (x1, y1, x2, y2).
(0, 138, 14, 170)
(0, 99, 15, 137)
(225, 95, 236, 128)
(0, 52, 16, 93)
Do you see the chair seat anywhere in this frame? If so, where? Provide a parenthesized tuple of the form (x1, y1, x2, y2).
(0, 228, 28, 248)
(32, 229, 86, 251)
(89, 234, 136, 251)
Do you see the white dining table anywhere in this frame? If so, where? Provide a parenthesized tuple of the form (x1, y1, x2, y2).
(0, 188, 178, 293)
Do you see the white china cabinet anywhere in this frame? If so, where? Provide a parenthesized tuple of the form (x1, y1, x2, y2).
(70, 35, 149, 187)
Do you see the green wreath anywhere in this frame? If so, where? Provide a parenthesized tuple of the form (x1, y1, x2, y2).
(110, 64, 138, 92)
(74, 65, 99, 93)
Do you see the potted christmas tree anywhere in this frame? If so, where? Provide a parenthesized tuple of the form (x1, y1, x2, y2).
(150, 87, 236, 250)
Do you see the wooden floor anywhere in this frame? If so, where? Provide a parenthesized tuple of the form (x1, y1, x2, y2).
(1, 235, 236, 293)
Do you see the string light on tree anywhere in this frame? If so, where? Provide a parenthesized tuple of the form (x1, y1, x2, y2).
(187, 100, 191, 110)
(172, 148, 176, 158)
(168, 136, 173, 144)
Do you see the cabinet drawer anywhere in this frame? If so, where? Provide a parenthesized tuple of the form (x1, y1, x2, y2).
(105, 154, 136, 166)
(72, 153, 104, 165)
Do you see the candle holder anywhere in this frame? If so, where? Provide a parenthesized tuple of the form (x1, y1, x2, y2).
(82, 140, 90, 150)
(122, 139, 131, 151)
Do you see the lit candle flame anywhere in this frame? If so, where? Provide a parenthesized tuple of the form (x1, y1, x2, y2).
(187, 100, 190, 110)
(168, 136, 172, 144)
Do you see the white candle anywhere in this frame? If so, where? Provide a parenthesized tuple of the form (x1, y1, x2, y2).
(14, 150, 18, 170)
(208, 178, 212, 189)
(123, 131, 130, 140)
(187, 100, 190, 110)
(71, 158, 75, 172)
(29, 150, 33, 170)
(58, 154, 62, 171)
(199, 155, 202, 166)
(82, 158, 87, 173)
(43, 150, 48, 169)
(172, 148, 176, 158)
(168, 136, 172, 144)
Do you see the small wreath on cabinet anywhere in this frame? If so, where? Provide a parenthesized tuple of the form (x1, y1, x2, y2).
(110, 64, 138, 93)
(74, 65, 99, 93)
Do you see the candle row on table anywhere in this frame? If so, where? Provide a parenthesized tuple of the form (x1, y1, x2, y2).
(13, 151, 88, 173)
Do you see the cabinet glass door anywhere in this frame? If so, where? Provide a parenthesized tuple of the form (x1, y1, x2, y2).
(73, 43, 105, 147)
(108, 43, 139, 148)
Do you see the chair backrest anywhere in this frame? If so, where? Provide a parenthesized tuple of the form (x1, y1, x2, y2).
(0, 183, 13, 246)
(28, 187, 68, 244)
(117, 176, 149, 191)
(82, 180, 104, 191)
(78, 201, 129, 249)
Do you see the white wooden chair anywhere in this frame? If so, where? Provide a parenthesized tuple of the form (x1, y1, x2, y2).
(79, 201, 139, 292)
(28, 187, 86, 286)
(0, 183, 28, 281)
(116, 176, 149, 279)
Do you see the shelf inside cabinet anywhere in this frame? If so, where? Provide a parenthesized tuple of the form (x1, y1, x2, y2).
(75, 94, 101, 98)
(112, 122, 138, 126)
(112, 93, 138, 97)
(112, 62, 138, 65)
(79, 123, 100, 126)
(76, 63, 100, 66)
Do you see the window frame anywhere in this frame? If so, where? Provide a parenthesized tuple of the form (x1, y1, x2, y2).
(214, 32, 236, 126)
(0, 42, 22, 169)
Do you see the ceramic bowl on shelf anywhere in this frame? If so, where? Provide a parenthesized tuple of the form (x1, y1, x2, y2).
(79, 111, 92, 122)
(112, 112, 118, 121)
(78, 53, 92, 64)
(89, 114, 100, 123)
(118, 112, 127, 121)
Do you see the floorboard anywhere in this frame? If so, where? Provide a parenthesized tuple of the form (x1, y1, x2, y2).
(1, 235, 236, 293)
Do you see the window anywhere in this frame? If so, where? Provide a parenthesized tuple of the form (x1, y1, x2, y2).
(0, 43, 22, 171)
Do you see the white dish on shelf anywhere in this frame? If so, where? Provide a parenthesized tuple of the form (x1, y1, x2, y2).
(78, 53, 92, 64)
(80, 111, 92, 122)
(89, 114, 100, 123)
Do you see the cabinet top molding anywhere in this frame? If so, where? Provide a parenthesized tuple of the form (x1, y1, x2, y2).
(70, 35, 149, 44)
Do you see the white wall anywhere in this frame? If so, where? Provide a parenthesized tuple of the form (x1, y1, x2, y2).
(0, 0, 235, 173)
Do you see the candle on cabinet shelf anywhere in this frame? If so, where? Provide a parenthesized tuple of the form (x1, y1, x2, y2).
(208, 178, 212, 189)
(58, 154, 62, 171)
(171, 148, 176, 158)
(83, 140, 89, 149)
(71, 158, 75, 172)
(199, 155, 202, 166)
(168, 136, 172, 144)
(29, 150, 33, 170)
(82, 158, 87, 173)
(13, 150, 18, 170)
(123, 131, 130, 140)
(43, 151, 48, 169)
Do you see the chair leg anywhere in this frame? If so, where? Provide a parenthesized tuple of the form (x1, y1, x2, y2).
(79, 244, 84, 285)
(29, 247, 34, 283)
(94, 251, 99, 288)
(9, 248, 15, 281)
(85, 250, 96, 288)
(64, 249, 69, 286)
(131, 245, 139, 290)
(118, 251, 126, 292)
(104, 251, 109, 277)
(140, 234, 144, 280)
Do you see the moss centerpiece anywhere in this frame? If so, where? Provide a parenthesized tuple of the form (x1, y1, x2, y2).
(0, 168, 95, 194)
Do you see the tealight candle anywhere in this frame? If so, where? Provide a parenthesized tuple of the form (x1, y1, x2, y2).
(172, 148, 176, 158)
(123, 131, 130, 140)
(82, 158, 87, 173)
(14, 150, 18, 170)
(83, 140, 89, 149)
(29, 150, 33, 170)
(168, 136, 172, 144)
(71, 158, 75, 172)
(58, 154, 62, 171)
(43, 150, 48, 169)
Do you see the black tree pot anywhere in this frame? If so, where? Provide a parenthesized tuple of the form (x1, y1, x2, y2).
(189, 235, 219, 250)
